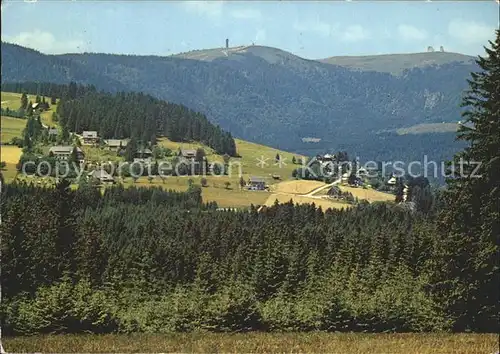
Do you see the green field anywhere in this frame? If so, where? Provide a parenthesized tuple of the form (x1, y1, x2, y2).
(1, 91, 58, 127)
(0, 116, 26, 143)
(3, 333, 497, 353)
(395, 123, 459, 135)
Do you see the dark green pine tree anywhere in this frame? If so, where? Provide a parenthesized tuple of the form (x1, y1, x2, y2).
(125, 137, 138, 162)
(434, 30, 500, 332)
(20, 92, 28, 110)
(26, 101, 34, 116)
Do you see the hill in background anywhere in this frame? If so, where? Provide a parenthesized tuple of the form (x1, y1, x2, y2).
(319, 51, 475, 75)
(1, 42, 475, 166)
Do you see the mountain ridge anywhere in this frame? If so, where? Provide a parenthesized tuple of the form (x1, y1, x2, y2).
(1, 41, 476, 165)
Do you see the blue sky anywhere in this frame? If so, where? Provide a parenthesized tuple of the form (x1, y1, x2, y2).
(1, 1, 498, 58)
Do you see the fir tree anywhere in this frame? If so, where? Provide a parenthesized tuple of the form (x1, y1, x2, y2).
(434, 30, 500, 332)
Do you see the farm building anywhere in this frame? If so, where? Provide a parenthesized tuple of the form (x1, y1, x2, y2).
(134, 148, 153, 162)
(247, 176, 266, 190)
(88, 169, 115, 185)
(179, 149, 197, 160)
(104, 139, 129, 151)
(82, 131, 99, 145)
(48, 146, 85, 162)
(387, 176, 397, 185)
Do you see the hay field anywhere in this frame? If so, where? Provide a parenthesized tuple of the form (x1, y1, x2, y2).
(339, 185, 395, 202)
(270, 179, 325, 195)
(1, 116, 26, 143)
(4, 332, 497, 353)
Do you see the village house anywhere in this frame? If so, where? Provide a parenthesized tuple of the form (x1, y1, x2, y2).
(247, 176, 266, 190)
(316, 153, 335, 162)
(179, 149, 197, 160)
(88, 169, 115, 185)
(341, 172, 350, 184)
(104, 139, 129, 151)
(48, 146, 85, 162)
(387, 176, 397, 186)
(357, 167, 368, 177)
(133, 148, 153, 163)
(82, 131, 99, 145)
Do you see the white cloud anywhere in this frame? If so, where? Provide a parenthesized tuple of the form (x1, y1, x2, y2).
(4, 29, 86, 54)
(340, 25, 370, 42)
(448, 19, 495, 44)
(183, 1, 225, 18)
(230, 8, 262, 20)
(397, 24, 428, 41)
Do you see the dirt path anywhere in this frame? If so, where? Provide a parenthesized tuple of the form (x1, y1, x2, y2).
(302, 178, 340, 197)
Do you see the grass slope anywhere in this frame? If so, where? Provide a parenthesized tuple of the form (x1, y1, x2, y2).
(156, 137, 306, 208)
(1, 116, 26, 143)
(319, 52, 475, 75)
(1, 91, 58, 127)
(4, 333, 498, 353)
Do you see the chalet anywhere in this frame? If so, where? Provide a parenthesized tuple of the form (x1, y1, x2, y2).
(327, 185, 342, 199)
(104, 139, 129, 151)
(247, 176, 266, 190)
(48, 146, 85, 162)
(387, 176, 397, 186)
(133, 148, 153, 162)
(32, 102, 40, 110)
(88, 169, 115, 185)
(357, 167, 368, 177)
(341, 172, 350, 183)
(48, 128, 58, 136)
(82, 131, 99, 145)
(316, 153, 335, 162)
(179, 149, 197, 160)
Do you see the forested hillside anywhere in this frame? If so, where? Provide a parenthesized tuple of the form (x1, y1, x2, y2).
(2, 81, 237, 156)
(0, 42, 477, 163)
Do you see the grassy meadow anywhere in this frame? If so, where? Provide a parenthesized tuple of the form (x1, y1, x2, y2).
(1, 91, 58, 127)
(3, 333, 498, 353)
(0, 116, 26, 143)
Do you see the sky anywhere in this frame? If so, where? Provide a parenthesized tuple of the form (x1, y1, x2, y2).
(1, 0, 498, 59)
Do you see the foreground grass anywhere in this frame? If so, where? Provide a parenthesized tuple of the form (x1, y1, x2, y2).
(4, 333, 497, 353)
